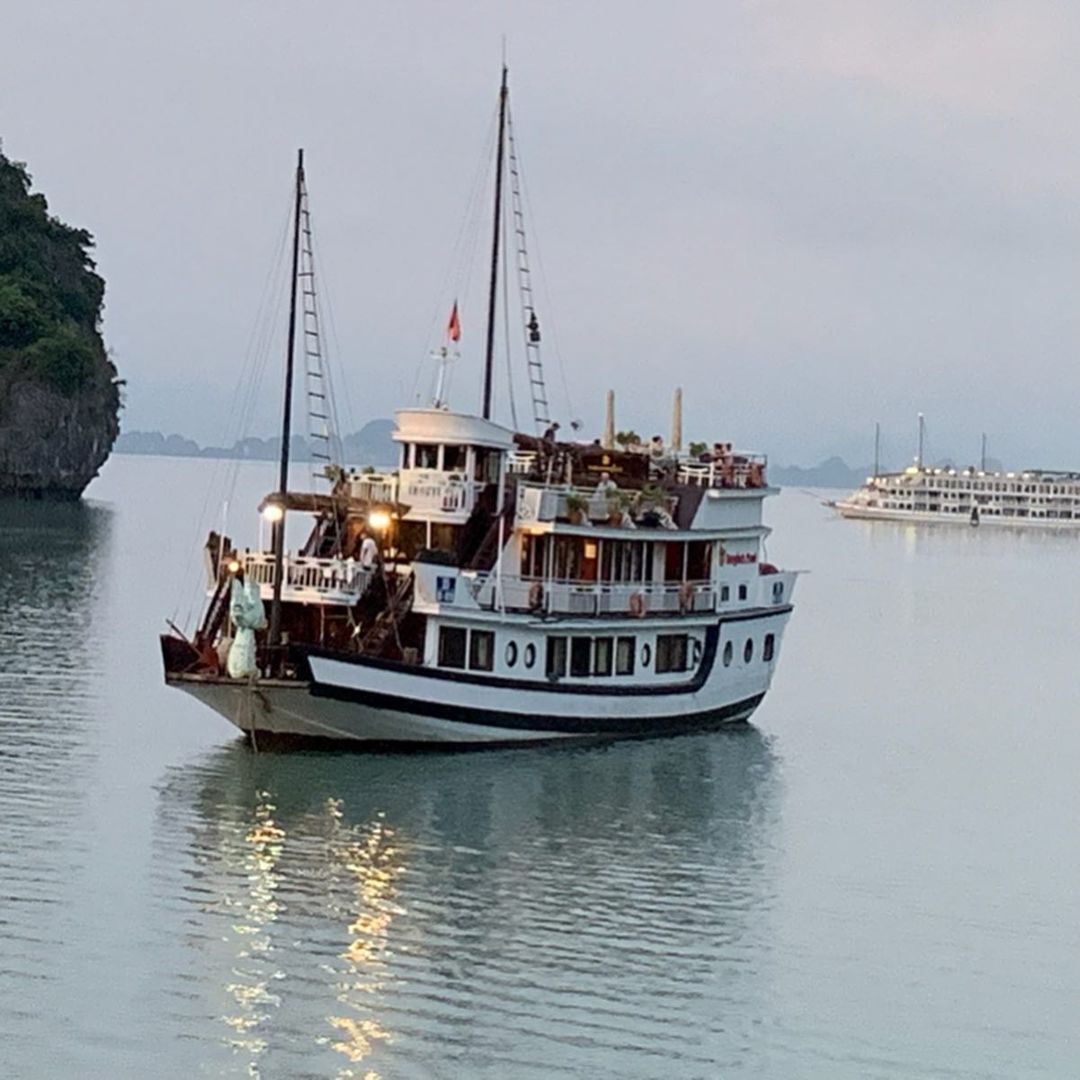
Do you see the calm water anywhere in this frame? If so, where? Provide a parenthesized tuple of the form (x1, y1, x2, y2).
(1, 455, 1078, 1079)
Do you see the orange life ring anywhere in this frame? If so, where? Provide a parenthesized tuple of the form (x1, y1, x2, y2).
(528, 581, 545, 611)
(629, 591, 646, 617)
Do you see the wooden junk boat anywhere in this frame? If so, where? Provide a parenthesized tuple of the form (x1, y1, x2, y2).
(160, 69, 798, 747)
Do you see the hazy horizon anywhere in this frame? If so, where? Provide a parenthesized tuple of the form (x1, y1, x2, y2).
(7, 2, 1080, 469)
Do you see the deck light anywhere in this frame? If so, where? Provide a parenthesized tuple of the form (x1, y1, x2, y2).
(227, 559, 241, 574)
(368, 509, 392, 531)
(262, 503, 284, 523)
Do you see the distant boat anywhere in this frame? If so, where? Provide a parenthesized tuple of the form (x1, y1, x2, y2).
(834, 417, 1080, 529)
(159, 67, 799, 747)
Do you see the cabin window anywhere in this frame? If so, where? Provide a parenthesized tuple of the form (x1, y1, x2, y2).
(474, 447, 501, 484)
(415, 443, 439, 469)
(723, 641, 733, 667)
(469, 630, 495, 672)
(772, 581, 784, 602)
(506, 641, 519, 668)
(546, 636, 568, 678)
(401, 443, 411, 469)
(438, 626, 467, 669)
(521, 534, 549, 579)
(744, 638, 754, 663)
(656, 634, 689, 674)
(443, 444, 467, 472)
(738, 584, 748, 601)
(720, 585, 730, 603)
(686, 541, 711, 581)
(763, 633, 775, 662)
(570, 636, 592, 677)
(594, 636, 613, 676)
(615, 636, 636, 675)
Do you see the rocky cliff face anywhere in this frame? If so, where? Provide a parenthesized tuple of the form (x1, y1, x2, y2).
(0, 149, 120, 499)
(0, 371, 118, 498)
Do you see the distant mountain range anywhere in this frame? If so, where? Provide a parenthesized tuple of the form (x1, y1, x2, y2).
(115, 426, 990, 491)
(115, 420, 398, 467)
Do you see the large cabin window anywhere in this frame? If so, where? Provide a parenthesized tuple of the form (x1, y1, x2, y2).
(521, 534, 549, 578)
(443, 444, 467, 472)
(615, 636, 636, 675)
(594, 636, 613, 676)
(438, 626, 467, 669)
(686, 541, 711, 580)
(415, 443, 439, 470)
(546, 636, 568, 678)
(570, 637, 592, 677)
(656, 634, 689, 673)
(474, 447, 501, 484)
(469, 629, 495, 671)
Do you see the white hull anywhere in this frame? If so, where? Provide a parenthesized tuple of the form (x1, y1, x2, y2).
(169, 608, 789, 747)
(834, 502, 1080, 530)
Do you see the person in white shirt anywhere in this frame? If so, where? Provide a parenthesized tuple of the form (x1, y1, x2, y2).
(358, 531, 379, 571)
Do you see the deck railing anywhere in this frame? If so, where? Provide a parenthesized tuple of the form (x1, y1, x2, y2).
(677, 455, 768, 489)
(238, 550, 373, 605)
(474, 576, 717, 616)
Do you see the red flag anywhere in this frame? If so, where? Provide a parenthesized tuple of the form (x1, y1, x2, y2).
(447, 301, 461, 342)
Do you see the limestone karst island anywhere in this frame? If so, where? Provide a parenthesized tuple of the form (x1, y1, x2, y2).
(0, 149, 119, 498)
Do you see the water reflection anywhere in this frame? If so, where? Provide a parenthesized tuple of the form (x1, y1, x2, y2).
(156, 730, 781, 1078)
(0, 500, 113, 1059)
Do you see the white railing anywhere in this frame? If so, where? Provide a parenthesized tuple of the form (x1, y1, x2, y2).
(399, 471, 478, 514)
(474, 576, 716, 616)
(515, 483, 678, 526)
(347, 471, 398, 503)
(508, 451, 538, 474)
(348, 469, 480, 515)
(678, 455, 768, 489)
(238, 550, 373, 605)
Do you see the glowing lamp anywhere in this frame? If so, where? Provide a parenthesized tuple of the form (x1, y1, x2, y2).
(262, 502, 284, 523)
(227, 559, 241, 574)
(368, 509, 392, 531)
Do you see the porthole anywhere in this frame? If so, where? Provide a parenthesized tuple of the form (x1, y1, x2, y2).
(723, 641, 733, 667)
(524, 643, 537, 669)
(763, 633, 775, 662)
(744, 638, 754, 663)
(641, 642, 652, 668)
(506, 641, 519, 668)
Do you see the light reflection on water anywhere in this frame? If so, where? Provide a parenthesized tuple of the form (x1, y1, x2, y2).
(154, 732, 781, 1078)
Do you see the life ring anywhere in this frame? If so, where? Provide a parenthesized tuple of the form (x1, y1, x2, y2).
(629, 591, 647, 617)
(528, 581, 545, 611)
(678, 581, 695, 614)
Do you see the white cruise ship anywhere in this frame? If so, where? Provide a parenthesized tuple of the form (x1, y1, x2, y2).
(836, 465, 1080, 529)
(159, 68, 798, 747)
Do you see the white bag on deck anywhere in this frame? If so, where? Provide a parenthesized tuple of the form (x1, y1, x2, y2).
(226, 578, 267, 679)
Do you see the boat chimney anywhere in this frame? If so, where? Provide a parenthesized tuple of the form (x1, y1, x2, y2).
(602, 390, 615, 450)
(671, 387, 683, 453)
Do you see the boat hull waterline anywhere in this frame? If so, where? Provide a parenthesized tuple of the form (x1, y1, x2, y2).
(168, 611, 788, 747)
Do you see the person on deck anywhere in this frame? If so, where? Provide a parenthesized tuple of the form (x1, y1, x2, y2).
(358, 530, 379, 571)
(595, 471, 617, 496)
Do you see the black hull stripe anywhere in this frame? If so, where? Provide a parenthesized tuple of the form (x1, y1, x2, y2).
(299, 604, 792, 699)
(307, 677, 766, 734)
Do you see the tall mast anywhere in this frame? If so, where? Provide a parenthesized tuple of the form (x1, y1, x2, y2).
(482, 64, 509, 421)
(268, 148, 304, 654)
(916, 412, 925, 469)
(873, 421, 880, 478)
(980, 432, 987, 472)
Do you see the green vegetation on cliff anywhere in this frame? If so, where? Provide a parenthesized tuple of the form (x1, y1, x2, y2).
(0, 151, 115, 393)
(0, 147, 120, 496)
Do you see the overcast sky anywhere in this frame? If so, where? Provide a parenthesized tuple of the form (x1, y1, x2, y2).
(6, 0, 1080, 467)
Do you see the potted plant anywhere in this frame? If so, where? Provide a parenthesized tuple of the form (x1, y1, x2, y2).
(564, 492, 589, 525)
